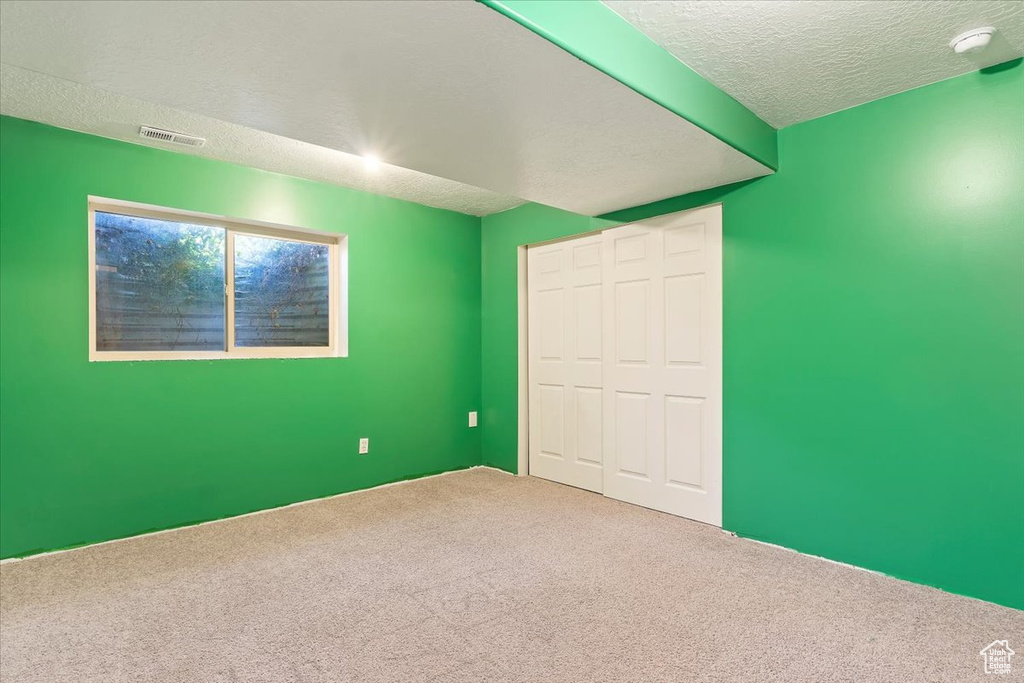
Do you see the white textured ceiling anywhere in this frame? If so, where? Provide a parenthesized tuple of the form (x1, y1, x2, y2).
(0, 65, 521, 217)
(605, 1, 1024, 128)
(0, 0, 771, 217)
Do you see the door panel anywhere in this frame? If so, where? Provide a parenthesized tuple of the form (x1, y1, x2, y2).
(602, 205, 722, 526)
(665, 396, 704, 488)
(574, 285, 602, 361)
(614, 281, 650, 364)
(614, 391, 651, 478)
(536, 289, 564, 360)
(664, 274, 703, 365)
(528, 235, 603, 493)
(537, 384, 564, 458)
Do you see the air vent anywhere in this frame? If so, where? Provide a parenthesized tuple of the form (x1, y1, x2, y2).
(139, 126, 206, 147)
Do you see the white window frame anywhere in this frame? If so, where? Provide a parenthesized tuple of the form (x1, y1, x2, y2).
(88, 196, 348, 362)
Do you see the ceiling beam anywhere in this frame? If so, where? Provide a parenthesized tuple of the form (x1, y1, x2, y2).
(480, 0, 779, 171)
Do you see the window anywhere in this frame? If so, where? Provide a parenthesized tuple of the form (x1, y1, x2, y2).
(89, 198, 347, 361)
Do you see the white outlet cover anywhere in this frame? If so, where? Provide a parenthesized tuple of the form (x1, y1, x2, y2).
(469, 411, 478, 428)
(358, 438, 369, 454)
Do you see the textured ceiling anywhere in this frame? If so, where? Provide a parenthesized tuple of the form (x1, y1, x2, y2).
(0, 65, 521, 217)
(605, 1, 1024, 128)
(0, 0, 771, 217)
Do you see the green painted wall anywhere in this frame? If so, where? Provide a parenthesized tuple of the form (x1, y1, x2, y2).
(481, 64, 1024, 609)
(0, 116, 482, 558)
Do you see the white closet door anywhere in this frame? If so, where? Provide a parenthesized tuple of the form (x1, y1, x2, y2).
(527, 235, 604, 492)
(601, 205, 722, 526)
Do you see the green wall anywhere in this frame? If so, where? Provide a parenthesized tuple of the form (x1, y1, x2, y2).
(481, 63, 1024, 609)
(0, 116, 482, 558)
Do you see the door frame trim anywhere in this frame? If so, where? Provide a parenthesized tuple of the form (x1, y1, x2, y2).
(517, 245, 530, 476)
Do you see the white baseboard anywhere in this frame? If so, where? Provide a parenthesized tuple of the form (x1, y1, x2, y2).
(0, 465, 505, 566)
(727, 532, 1012, 607)
(728, 531, 884, 576)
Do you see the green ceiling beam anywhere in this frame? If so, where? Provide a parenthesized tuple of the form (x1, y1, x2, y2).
(480, 0, 778, 171)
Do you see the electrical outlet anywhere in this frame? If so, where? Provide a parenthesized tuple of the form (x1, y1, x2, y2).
(358, 438, 369, 454)
(468, 411, 478, 428)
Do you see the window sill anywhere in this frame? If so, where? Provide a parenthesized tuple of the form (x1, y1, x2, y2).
(89, 349, 348, 362)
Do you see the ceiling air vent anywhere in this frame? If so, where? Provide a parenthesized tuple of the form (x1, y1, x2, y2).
(139, 126, 206, 147)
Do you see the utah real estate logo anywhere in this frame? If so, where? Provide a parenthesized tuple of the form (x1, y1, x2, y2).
(980, 640, 1014, 675)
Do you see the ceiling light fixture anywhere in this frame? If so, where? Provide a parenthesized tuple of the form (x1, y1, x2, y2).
(362, 154, 382, 171)
(950, 27, 995, 55)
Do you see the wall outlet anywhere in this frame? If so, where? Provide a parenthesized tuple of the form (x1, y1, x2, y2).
(468, 411, 478, 428)
(358, 438, 369, 454)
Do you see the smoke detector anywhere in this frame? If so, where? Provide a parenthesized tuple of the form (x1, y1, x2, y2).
(950, 27, 995, 55)
(139, 126, 206, 147)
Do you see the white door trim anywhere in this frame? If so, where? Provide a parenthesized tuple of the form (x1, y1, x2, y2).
(517, 245, 530, 476)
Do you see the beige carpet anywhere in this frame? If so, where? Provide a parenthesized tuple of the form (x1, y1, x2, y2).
(1, 468, 1021, 682)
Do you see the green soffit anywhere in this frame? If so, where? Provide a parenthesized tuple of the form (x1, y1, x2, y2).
(480, 0, 779, 170)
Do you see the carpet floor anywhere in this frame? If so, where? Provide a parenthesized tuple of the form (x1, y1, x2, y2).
(1, 468, 1021, 682)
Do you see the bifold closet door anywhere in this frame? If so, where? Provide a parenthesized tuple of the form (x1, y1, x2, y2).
(527, 235, 604, 493)
(601, 205, 722, 526)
